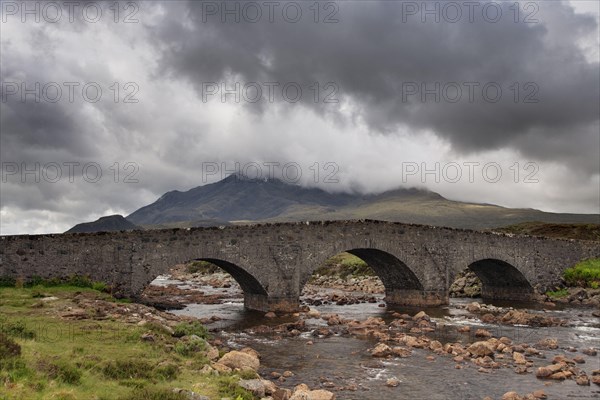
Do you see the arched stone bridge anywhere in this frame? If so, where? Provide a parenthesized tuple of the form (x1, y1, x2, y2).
(1, 220, 598, 312)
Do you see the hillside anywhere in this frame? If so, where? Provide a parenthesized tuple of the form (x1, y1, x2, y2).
(123, 175, 599, 230)
(65, 215, 140, 234)
(492, 222, 600, 241)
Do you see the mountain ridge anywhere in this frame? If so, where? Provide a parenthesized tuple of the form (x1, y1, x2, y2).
(123, 175, 599, 230)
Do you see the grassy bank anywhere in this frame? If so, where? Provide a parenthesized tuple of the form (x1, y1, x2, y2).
(0, 286, 254, 400)
(311, 252, 375, 279)
(563, 258, 600, 289)
(545, 258, 600, 298)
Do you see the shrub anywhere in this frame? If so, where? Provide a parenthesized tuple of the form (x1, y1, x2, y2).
(546, 288, 569, 298)
(0, 333, 21, 359)
(101, 360, 154, 380)
(237, 369, 259, 380)
(154, 363, 179, 380)
(0, 319, 36, 339)
(174, 338, 206, 357)
(117, 387, 188, 400)
(43, 361, 82, 385)
(0, 277, 16, 287)
(217, 375, 255, 400)
(186, 260, 220, 274)
(563, 258, 600, 288)
(117, 379, 148, 389)
(0, 335, 28, 379)
(312, 252, 375, 279)
(173, 321, 209, 339)
(92, 281, 108, 292)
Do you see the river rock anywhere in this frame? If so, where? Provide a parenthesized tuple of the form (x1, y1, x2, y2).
(210, 362, 232, 374)
(576, 374, 590, 386)
(536, 338, 558, 350)
(582, 347, 597, 356)
(392, 346, 412, 358)
(371, 343, 392, 357)
(535, 363, 563, 378)
(480, 313, 496, 323)
(238, 379, 266, 397)
(467, 341, 495, 357)
(429, 340, 443, 351)
(501, 392, 521, 400)
(413, 311, 429, 320)
(513, 352, 527, 365)
(273, 388, 292, 400)
(466, 302, 481, 312)
(306, 390, 336, 400)
(205, 343, 219, 361)
(218, 350, 260, 371)
(397, 334, 421, 348)
(532, 389, 547, 399)
(290, 386, 335, 400)
(241, 347, 261, 359)
(475, 328, 492, 338)
(386, 377, 400, 387)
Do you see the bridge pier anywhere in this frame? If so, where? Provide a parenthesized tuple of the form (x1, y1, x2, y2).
(385, 289, 448, 307)
(481, 287, 538, 302)
(244, 293, 300, 313)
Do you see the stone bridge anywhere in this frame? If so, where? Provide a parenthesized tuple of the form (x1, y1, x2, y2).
(1, 220, 598, 312)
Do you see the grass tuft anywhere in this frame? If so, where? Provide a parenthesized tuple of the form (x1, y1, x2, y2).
(563, 258, 600, 288)
(173, 321, 210, 339)
(546, 288, 569, 299)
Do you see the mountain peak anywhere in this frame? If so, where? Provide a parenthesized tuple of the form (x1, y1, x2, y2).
(222, 172, 278, 184)
(66, 214, 139, 233)
(117, 175, 599, 230)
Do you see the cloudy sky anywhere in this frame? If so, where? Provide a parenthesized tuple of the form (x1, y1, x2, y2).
(1, 0, 598, 235)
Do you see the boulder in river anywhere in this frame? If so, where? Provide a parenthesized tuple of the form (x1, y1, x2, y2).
(218, 350, 260, 371)
(467, 341, 495, 357)
(371, 343, 392, 357)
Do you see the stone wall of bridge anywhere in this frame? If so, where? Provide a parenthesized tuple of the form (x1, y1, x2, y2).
(1, 220, 597, 312)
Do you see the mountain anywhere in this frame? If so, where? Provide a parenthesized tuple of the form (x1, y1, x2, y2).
(66, 215, 140, 233)
(125, 175, 600, 230)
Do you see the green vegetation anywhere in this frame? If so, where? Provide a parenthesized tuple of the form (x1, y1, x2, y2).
(311, 252, 375, 279)
(116, 388, 188, 400)
(174, 338, 206, 357)
(173, 321, 210, 339)
(186, 260, 220, 274)
(545, 288, 569, 299)
(495, 222, 600, 241)
(563, 258, 600, 288)
(0, 274, 109, 292)
(0, 286, 255, 400)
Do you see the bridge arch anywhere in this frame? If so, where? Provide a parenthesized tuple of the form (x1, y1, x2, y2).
(196, 258, 267, 296)
(345, 248, 424, 292)
(465, 258, 536, 302)
(141, 257, 271, 311)
(304, 248, 446, 307)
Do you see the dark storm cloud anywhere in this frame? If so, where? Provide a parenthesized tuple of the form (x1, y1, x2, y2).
(153, 0, 599, 174)
(1, 0, 598, 234)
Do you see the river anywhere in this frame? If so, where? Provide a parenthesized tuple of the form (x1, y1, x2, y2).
(151, 276, 600, 399)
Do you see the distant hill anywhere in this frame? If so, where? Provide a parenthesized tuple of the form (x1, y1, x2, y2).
(492, 222, 600, 241)
(66, 215, 140, 233)
(124, 175, 599, 230)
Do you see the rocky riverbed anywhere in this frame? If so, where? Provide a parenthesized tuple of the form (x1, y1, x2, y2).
(139, 269, 600, 400)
